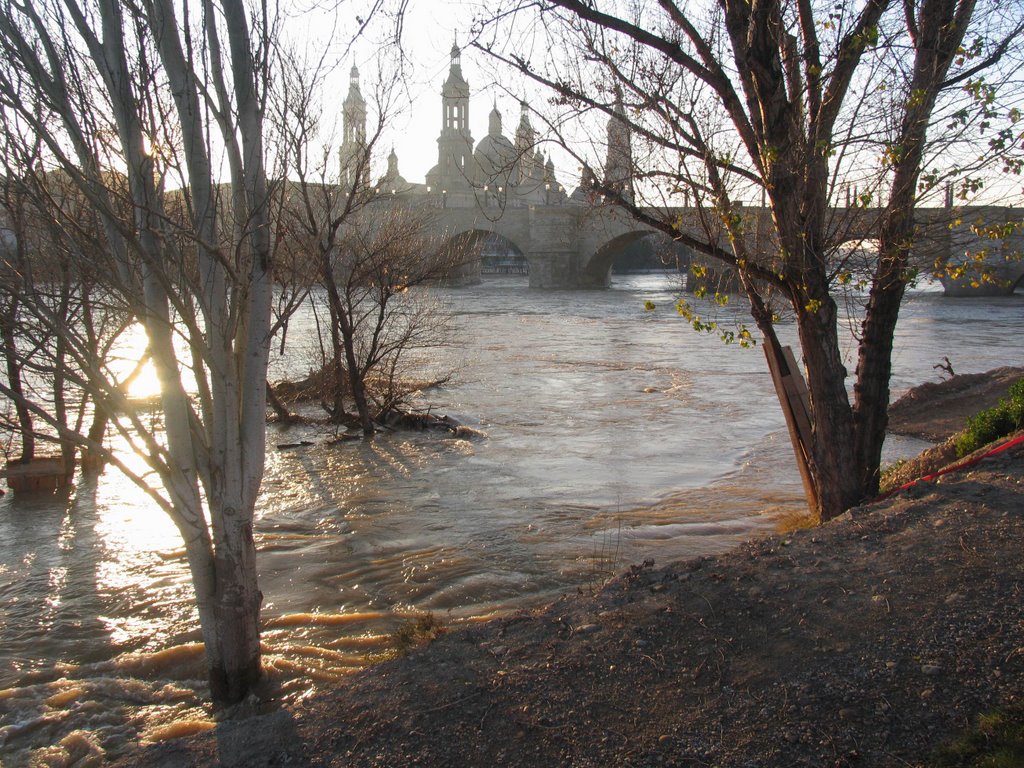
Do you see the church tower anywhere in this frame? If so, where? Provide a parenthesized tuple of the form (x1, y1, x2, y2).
(429, 43, 474, 190)
(339, 65, 368, 190)
(514, 100, 539, 185)
(603, 87, 634, 203)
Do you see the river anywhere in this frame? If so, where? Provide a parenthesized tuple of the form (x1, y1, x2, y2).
(1, 274, 1021, 765)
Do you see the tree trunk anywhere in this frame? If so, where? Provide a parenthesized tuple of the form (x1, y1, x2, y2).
(795, 297, 862, 520)
(185, 515, 262, 708)
(322, 267, 375, 434)
(82, 406, 110, 472)
(209, 519, 262, 706)
(1, 312, 33, 464)
(265, 380, 291, 422)
(344, 335, 375, 436)
(852, 269, 906, 497)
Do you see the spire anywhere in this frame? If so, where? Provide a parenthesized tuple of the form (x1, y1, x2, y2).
(443, 39, 469, 94)
(515, 99, 538, 185)
(344, 63, 365, 108)
(516, 99, 532, 133)
(378, 145, 408, 192)
(488, 102, 502, 136)
(613, 83, 625, 115)
(430, 36, 473, 191)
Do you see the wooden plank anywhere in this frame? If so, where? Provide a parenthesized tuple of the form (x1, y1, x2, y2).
(781, 372, 814, 450)
(764, 340, 819, 513)
(2, 458, 73, 493)
(781, 346, 813, 428)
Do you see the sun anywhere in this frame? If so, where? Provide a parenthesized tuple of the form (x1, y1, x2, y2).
(108, 323, 162, 400)
(126, 360, 161, 400)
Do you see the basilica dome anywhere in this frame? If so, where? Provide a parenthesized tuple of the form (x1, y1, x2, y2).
(473, 105, 516, 186)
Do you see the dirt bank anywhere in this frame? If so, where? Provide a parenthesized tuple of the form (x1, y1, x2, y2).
(887, 366, 1024, 442)
(882, 367, 1023, 491)
(118, 372, 1024, 768)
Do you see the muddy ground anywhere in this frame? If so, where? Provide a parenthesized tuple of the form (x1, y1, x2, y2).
(119, 370, 1024, 768)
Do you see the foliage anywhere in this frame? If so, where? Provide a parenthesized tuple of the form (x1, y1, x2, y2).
(878, 459, 908, 494)
(955, 378, 1024, 457)
(929, 704, 1024, 767)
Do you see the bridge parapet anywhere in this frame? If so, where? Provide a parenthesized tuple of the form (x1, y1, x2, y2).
(357, 194, 1021, 294)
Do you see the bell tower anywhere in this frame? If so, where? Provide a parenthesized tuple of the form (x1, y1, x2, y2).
(339, 65, 369, 190)
(603, 86, 635, 203)
(435, 43, 473, 188)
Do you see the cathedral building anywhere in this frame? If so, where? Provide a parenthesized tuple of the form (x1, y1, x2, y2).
(340, 45, 632, 209)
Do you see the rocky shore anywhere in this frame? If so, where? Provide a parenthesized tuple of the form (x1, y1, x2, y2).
(121, 370, 1024, 768)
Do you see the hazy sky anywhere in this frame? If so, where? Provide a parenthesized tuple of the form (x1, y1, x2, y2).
(287, 0, 582, 190)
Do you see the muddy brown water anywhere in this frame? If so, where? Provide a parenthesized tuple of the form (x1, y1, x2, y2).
(1, 275, 1021, 765)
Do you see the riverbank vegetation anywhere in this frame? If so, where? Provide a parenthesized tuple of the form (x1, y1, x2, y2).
(956, 378, 1024, 457)
(270, 206, 468, 436)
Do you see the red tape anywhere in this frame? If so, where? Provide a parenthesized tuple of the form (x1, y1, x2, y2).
(874, 433, 1024, 503)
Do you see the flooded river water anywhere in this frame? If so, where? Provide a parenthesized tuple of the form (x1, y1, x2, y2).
(1, 274, 1021, 764)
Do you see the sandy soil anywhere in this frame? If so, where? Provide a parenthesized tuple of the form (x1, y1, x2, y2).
(117, 371, 1024, 768)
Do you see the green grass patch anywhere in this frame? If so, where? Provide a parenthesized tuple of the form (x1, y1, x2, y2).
(955, 378, 1024, 458)
(878, 458, 908, 494)
(928, 704, 1024, 767)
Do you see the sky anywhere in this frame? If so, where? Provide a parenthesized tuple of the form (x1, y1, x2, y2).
(284, 0, 584, 191)
(281, 0, 1024, 206)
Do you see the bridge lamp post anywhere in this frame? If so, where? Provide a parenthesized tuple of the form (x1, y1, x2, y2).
(442, 189, 448, 208)
(545, 182, 551, 205)
(483, 184, 489, 207)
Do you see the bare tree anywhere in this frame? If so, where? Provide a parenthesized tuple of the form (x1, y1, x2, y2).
(474, 0, 1024, 520)
(0, 156, 132, 481)
(0, 0, 275, 706)
(321, 203, 463, 434)
(268, 50, 462, 434)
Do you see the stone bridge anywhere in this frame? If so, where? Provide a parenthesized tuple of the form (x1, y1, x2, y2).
(382, 196, 1024, 295)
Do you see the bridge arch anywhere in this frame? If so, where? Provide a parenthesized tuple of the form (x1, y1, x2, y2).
(443, 228, 530, 283)
(583, 231, 694, 286)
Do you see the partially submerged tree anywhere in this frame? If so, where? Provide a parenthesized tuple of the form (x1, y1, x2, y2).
(0, 0, 275, 706)
(320, 203, 463, 434)
(270, 53, 463, 434)
(475, 0, 1024, 520)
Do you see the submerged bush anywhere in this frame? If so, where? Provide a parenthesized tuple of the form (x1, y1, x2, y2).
(955, 378, 1024, 458)
(367, 613, 446, 664)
